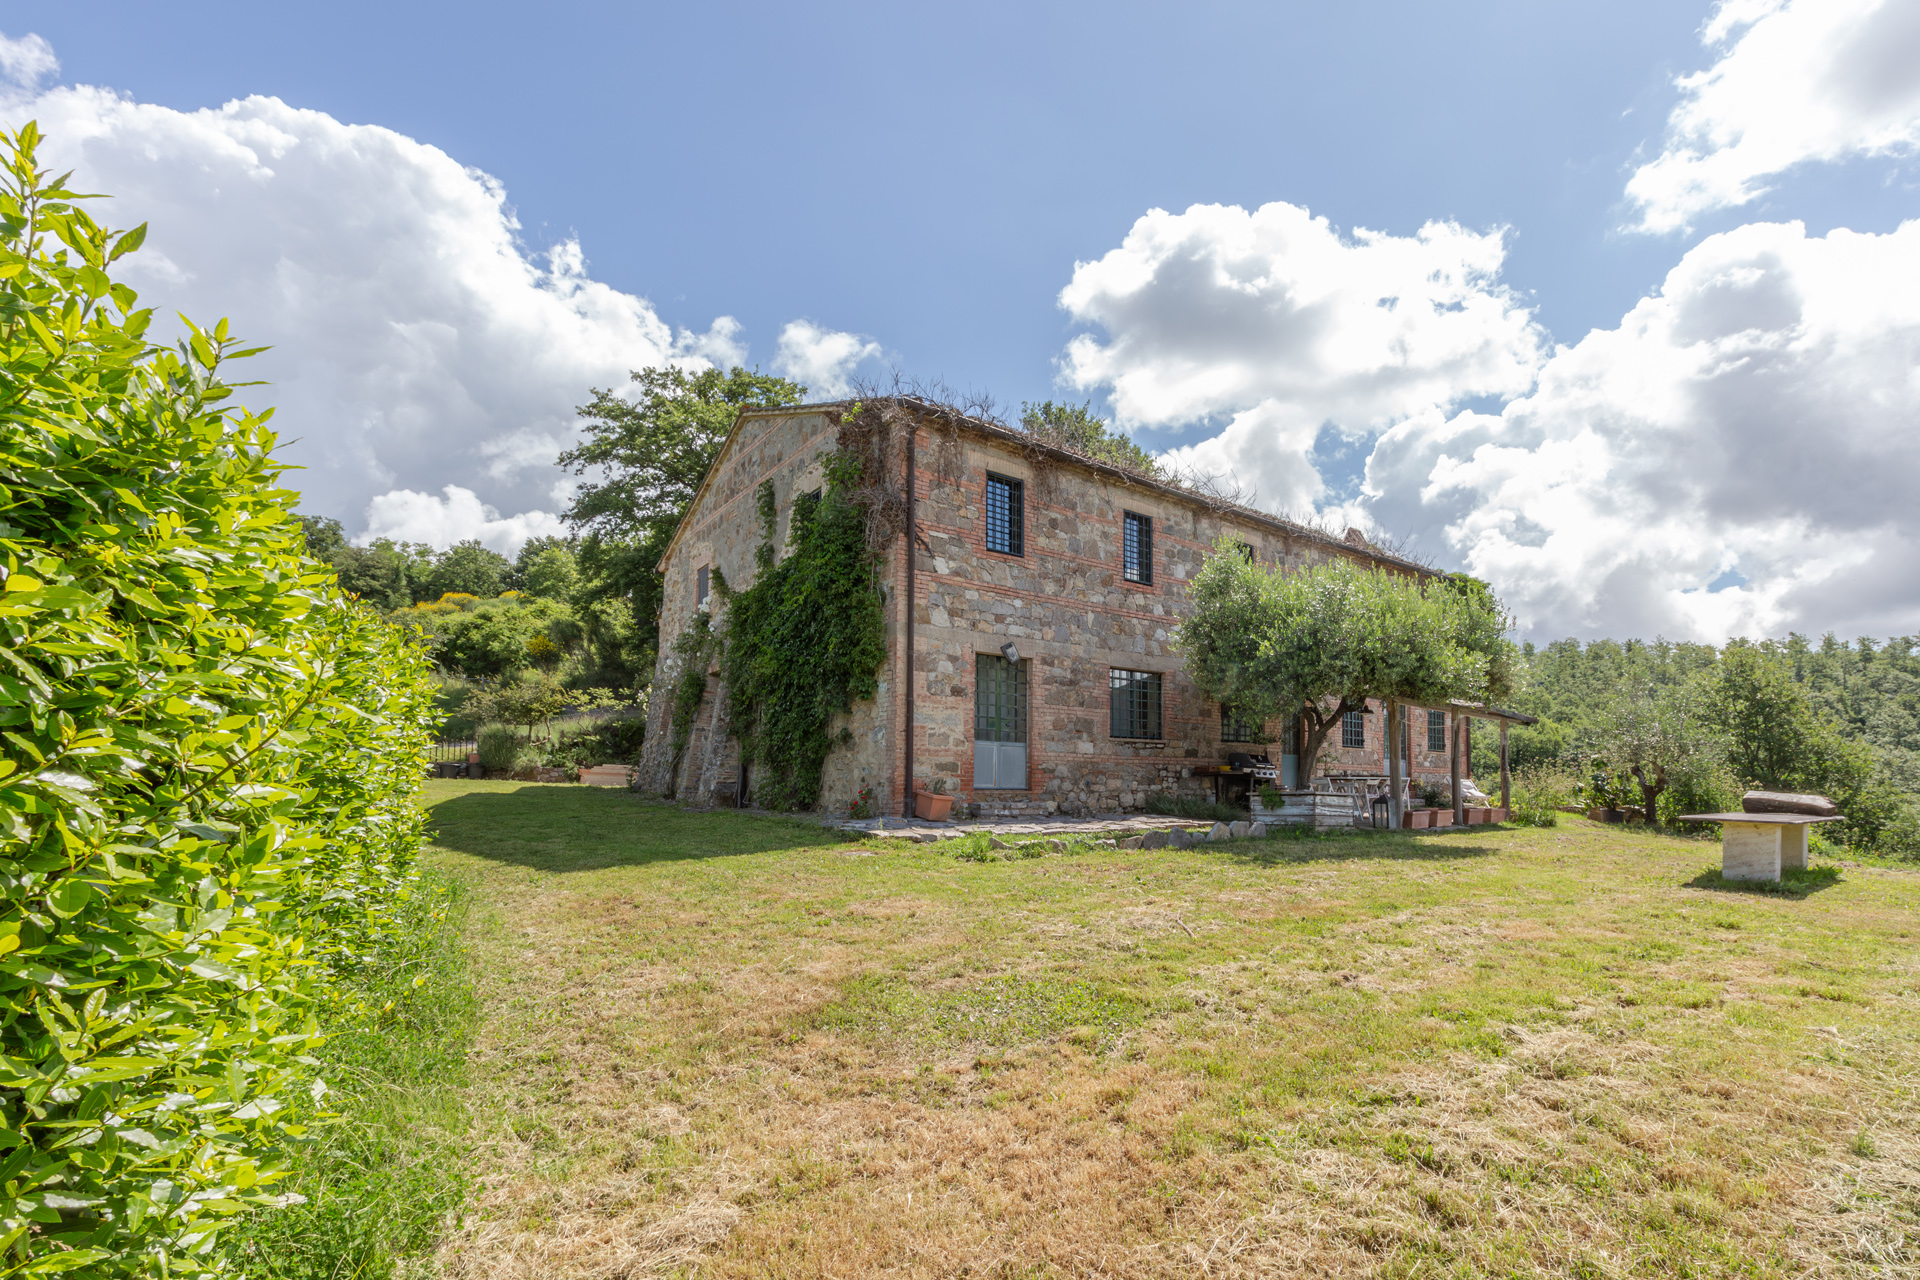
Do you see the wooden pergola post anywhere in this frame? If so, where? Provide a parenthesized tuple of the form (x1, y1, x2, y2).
(1450, 710, 1464, 827)
(1386, 699, 1403, 830)
(1499, 720, 1511, 811)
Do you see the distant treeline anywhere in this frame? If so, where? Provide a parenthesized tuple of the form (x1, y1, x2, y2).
(1486, 634, 1919, 850)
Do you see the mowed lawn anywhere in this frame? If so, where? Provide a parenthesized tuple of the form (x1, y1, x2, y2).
(418, 778, 1920, 1278)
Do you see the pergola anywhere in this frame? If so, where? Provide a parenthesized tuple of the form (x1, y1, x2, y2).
(1380, 698, 1540, 829)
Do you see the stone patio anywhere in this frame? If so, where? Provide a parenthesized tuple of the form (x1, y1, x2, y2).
(828, 813, 1266, 844)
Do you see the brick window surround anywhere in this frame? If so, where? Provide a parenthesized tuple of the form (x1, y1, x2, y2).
(1341, 708, 1365, 749)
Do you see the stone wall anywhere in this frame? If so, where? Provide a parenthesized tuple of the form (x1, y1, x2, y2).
(905, 433, 1459, 816)
(634, 410, 903, 811)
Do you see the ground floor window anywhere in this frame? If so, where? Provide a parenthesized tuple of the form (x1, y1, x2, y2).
(1110, 669, 1163, 740)
(1342, 708, 1365, 749)
(1220, 704, 1258, 743)
(1427, 708, 1447, 751)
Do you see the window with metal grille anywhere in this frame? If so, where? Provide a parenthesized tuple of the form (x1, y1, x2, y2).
(1341, 709, 1365, 749)
(975, 654, 1027, 743)
(1427, 709, 1447, 751)
(985, 473, 1023, 556)
(695, 565, 709, 606)
(1123, 511, 1153, 584)
(1221, 704, 1258, 743)
(1110, 668, 1163, 739)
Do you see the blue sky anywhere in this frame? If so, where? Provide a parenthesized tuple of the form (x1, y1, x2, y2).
(29, 1, 1716, 409)
(5, 0, 1920, 641)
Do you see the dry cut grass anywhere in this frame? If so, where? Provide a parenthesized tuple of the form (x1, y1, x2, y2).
(418, 780, 1920, 1278)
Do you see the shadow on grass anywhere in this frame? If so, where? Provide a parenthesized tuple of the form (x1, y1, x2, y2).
(1221, 829, 1499, 868)
(1683, 864, 1843, 899)
(426, 784, 841, 872)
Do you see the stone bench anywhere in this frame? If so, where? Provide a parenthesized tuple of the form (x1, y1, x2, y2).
(1676, 811, 1840, 882)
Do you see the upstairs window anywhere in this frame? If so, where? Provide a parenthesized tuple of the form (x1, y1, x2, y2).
(1110, 669, 1163, 740)
(985, 473, 1023, 556)
(1123, 511, 1153, 584)
(1341, 709, 1365, 749)
(1221, 705, 1258, 743)
(1427, 709, 1447, 752)
(1236, 541, 1256, 563)
(695, 565, 710, 607)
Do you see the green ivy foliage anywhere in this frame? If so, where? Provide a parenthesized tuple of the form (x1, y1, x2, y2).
(0, 124, 438, 1276)
(717, 471, 887, 810)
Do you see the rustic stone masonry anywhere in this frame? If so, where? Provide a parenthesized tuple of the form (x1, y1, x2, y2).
(636, 401, 1466, 817)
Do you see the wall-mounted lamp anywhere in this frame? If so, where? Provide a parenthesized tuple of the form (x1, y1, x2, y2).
(1000, 642, 1020, 664)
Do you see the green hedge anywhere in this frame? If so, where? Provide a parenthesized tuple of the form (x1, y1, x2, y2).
(0, 124, 438, 1276)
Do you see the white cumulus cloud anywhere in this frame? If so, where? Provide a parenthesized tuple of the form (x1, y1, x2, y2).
(1364, 218, 1920, 641)
(362, 485, 570, 554)
(0, 52, 759, 553)
(773, 319, 882, 399)
(1627, 0, 1920, 234)
(1057, 201, 1545, 511)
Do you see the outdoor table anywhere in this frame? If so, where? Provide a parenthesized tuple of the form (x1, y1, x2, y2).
(1677, 812, 1841, 882)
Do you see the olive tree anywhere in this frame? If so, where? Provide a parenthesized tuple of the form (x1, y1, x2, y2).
(1176, 548, 1511, 785)
(1590, 679, 1722, 827)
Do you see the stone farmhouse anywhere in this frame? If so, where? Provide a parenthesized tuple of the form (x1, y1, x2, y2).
(634, 398, 1475, 817)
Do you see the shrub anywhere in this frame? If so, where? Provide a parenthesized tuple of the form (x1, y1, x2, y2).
(1144, 792, 1245, 823)
(1509, 766, 1575, 827)
(0, 125, 439, 1276)
(1658, 761, 1742, 831)
(476, 724, 524, 774)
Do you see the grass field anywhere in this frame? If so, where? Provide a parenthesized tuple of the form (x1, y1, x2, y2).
(418, 778, 1920, 1278)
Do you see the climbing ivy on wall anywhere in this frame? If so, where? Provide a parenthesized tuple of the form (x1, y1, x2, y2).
(718, 461, 888, 809)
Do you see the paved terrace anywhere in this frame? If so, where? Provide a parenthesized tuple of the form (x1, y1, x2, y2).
(822, 813, 1374, 844)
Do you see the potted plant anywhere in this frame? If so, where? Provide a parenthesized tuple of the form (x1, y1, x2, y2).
(914, 776, 955, 821)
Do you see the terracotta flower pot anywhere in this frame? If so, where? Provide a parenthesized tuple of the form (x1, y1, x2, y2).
(914, 791, 954, 821)
(1487, 807, 1508, 823)
(1430, 810, 1455, 828)
(1403, 808, 1431, 829)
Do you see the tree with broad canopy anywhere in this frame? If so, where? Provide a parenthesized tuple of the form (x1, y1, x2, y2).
(1174, 548, 1513, 784)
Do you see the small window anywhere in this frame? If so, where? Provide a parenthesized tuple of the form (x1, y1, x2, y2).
(1236, 541, 1255, 563)
(985, 473, 1023, 556)
(1123, 511, 1153, 584)
(1427, 709, 1447, 752)
(695, 565, 709, 606)
(1221, 705, 1258, 743)
(1110, 669, 1163, 739)
(1341, 709, 1365, 749)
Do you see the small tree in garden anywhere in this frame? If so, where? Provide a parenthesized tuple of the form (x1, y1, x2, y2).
(1590, 680, 1722, 827)
(1177, 549, 1511, 781)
